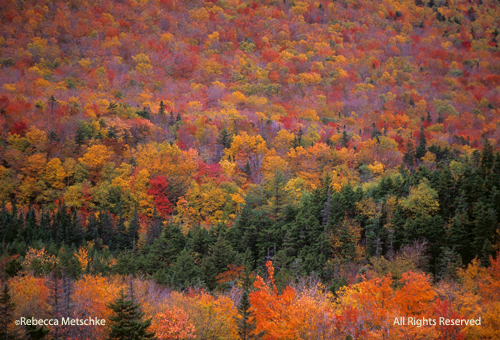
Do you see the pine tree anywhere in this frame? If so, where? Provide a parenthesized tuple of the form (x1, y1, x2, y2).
(158, 101, 165, 116)
(107, 289, 156, 340)
(292, 128, 303, 149)
(235, 265, 264, 340)
(25, 322, 50, 340)
(403, 139, 416, 167)
(168, 111, 175, 126)
(128, 205, 140, 251)
(172, 249, 202, 290)
(0, 283, 19, 340)
(146, 205, 162, 245)
(263, 170, 290, 222)
(216, 128, 233, 149)
(480, 136, 494, 178)
(341, 130, 349, 148)
(75, 125, 86, 147)
(114, 202, 127, 251)
(176, 112, 181, 123)
(415, 125, 427, 159)
(244, 160, 251, 178)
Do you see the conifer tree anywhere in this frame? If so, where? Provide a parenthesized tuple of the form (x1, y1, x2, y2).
(0, 283, 19, 340)
(403, 139, 416, 167)
(114, 202, 127, 251)
(107, 289, 156, 340)
(158, 101, 165, 116)
(128, 205, 140, 251)
(235, 264, 264, 340)
(341, 130, 349, 148)
(25, 322, 50, 340)
(216, 128, 233, 149)
(168, 111, 175, 126)
(415, 125, 427, 159)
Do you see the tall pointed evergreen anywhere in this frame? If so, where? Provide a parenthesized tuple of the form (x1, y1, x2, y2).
(415, 125, 427, 159)
(25, 321, 50, 340)
(168, 111, 175, 126)
(114, 202, 127, 251)
(158, 101, 165, 116)
(403, 139, 416, 167)
(128, 204, 140, 251)
(146, 205, 162, 245)
(0, 283, 19, 340)
(107, 289, 156, 340)
(216, 128, 233, 149)
(235, 264, 264, 340)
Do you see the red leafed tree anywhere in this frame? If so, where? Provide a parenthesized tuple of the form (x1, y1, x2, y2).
(147, 175, 173, 218)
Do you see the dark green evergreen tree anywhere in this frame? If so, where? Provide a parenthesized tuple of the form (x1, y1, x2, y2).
(202, 236, 238, 290)
(216, 128, 233, 149)
(0, 283, 19, 340)
(171, 249, 202, 289)
(107, 289, 156, 340)
(114, 202, 128, 251)
(168, 111, 175, 126)
(244, 160, 251, 178)
(292, 128, 303, 149)
(146, 205, 162, 245)
(415, 125, 427, 159)
(75, 126, 86, 147)
(480, 136, 494, 178)
(403, 139, 416, 167)
(25, 321, 50, 339)
(158, 101, 165, 116)
(341, 130, 349, 148)
(128, 205, 140, 251)
(235, 264, 264, 340)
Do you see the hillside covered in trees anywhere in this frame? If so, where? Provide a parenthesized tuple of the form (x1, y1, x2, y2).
(1, 0, 500, 338)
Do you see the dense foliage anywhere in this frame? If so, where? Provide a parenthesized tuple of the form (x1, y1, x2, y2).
(0, 0, 499, 338)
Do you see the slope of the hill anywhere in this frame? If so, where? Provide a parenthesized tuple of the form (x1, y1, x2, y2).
(0, 0, 499, 289)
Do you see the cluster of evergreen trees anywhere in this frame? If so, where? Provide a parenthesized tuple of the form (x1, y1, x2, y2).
(1, 143, 500, 292)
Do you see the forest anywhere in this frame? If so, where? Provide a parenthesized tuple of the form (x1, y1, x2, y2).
(0, 0, 499, 338)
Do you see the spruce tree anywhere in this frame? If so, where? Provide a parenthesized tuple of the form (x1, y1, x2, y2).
(415, 125, 427, 159)
(0, 283, 19, 340)
(403, 139, 416, 167)
(25, 322, 50, 340)
(158, 101, 165, 116)
(235, 266, 264, 340)
(168, 111, 175, 126)
(480, 136, 494, 178)
(292, 128, 303, 149)
(128, 205, 140, 251)
(114, 202, 127, 251)
(106, 289, 156, 340)
(216, 128, 233, 149)
(341, 130, 349, 148)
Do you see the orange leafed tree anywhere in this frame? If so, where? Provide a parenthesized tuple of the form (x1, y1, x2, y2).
(249, 261, 297, 339)
(151, 308, 196, 340)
